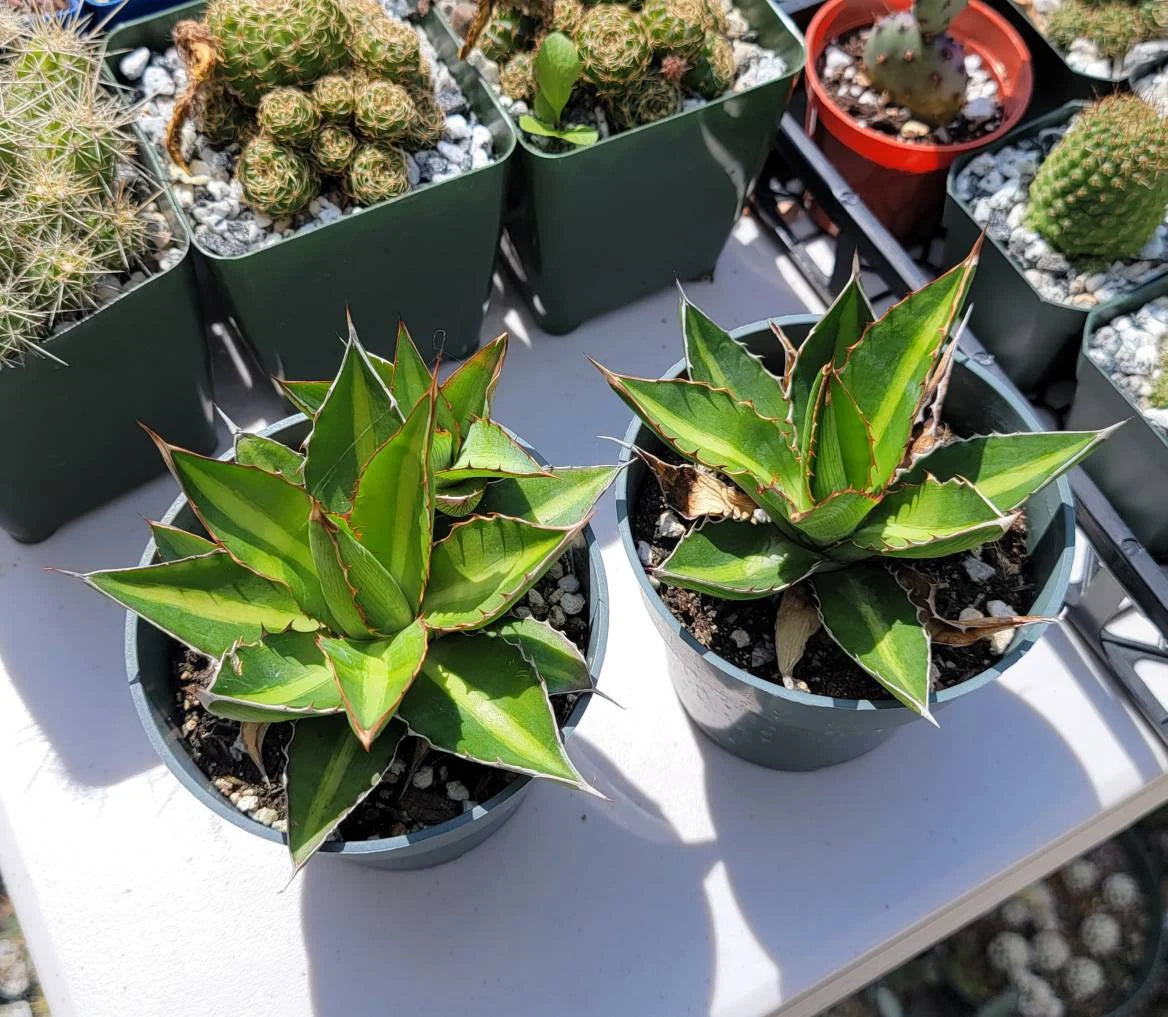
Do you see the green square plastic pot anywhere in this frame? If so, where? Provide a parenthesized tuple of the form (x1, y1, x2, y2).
(0, 208, 215, 544)
(1066, 276, 1168, 559)
(108, 3, 517, 380)
(943, 102, 1100, 393)
(615, 317, 1076, 771)
(481, 0, 804, 335)
(126, 416, 610, 869)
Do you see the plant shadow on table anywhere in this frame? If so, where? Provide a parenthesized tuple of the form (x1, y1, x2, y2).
(298, 616, 1159, 1017)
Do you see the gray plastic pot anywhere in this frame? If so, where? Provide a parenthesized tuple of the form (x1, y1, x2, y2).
(615, 316, 1076, 771)
(126, 415, 609, 869)
(1066, 277, 1168, 559)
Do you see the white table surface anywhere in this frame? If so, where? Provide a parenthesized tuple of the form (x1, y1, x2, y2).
(3, 220, 1168, 1017)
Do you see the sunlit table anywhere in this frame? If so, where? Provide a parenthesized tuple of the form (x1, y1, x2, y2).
(3, 221, 1167, 1017)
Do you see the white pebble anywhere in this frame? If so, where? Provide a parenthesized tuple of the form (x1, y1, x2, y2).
(236, 794, 259, 813)
(119, 47, 151, 81)
(557, 574, 581, 594)
(445, 780, 470, 802)
(962, 556, 996, 583)
(730, 629, 750, 648)
(412, 765, 434, 790)
(560, 592, 585, 616)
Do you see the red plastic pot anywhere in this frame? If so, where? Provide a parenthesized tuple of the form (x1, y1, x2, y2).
(804, 0, 1033, 241)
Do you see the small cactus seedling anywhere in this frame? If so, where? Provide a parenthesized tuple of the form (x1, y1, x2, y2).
(477, 7, 536, 62)
(310, 123, 359, 174)
(576, 3, 653, 92)
(257, 87, 322, 146)
(642, 0, 710, 59)
(347, 143, 410, 204)
(347, 0, 424, 81)
(353, 80, 417, 143)
(500, 50, 538, 101)
(606, 72, 681, 128)
(862, 0, 970, 126)
(1027, 95, 1168, 261)
(406, 90, 449, 148)
(311, 73, 357, 121)
(684, 29, 734, 98)
(237, 136, 318, 217)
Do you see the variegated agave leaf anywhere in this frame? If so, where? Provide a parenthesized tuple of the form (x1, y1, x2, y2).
(76, 317, 618, 869)
(597, 241, 1112, 721)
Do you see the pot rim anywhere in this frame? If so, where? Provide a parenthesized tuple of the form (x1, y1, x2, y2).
(614, 315, 1076, 717)
(803, 0, 1034, 169)
(436, 0, 805, 163)
(125, 413, 610, 858)
(107, 1, 518, 266)
(1080, 275, 1168, 454)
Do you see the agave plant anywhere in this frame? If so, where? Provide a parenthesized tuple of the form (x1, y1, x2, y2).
(597, 241, 1111, 721)
(78, 319, 617, 868)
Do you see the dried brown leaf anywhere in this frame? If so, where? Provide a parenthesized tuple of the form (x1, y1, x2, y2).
(775, 582, 821, 679)
(634, 447, 762, 522)
(240, 721, 270, 783)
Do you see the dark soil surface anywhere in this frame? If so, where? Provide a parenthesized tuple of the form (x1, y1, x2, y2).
(633, 462, 1036, 702)
(820, 27, 1005, 145)
(171, 552, 588, 843)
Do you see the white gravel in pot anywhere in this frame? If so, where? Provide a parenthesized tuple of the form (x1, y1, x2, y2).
(953, 119, 1168, 311)
(1086, 295, 1168, 432)
(121, 10, 496, 258)
(1019, 0, 1168, 78)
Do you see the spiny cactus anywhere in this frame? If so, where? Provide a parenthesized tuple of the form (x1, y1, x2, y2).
(200, 82, 254, 144)
(684, 30, 734, 98)
(606, 71, 680, 127)
(478, 7, 536, 62)
(312, 73, 357, 120)
(0, 15, 157, 365)
(257, 86, 322, 147)
(347, 143, 410, 204)
(354, 79, 417, 143)
(863, 0, 969, 126)
(1026, 95, 1168, 261)
(642, 0, 709, 58)
(237, 135, 318, 216)
(311, 123, 359, 173)
(577, 4, 652, 91)
(500, 50, 537, 101)
(1046, 0, 1161, 59)
(347, 0, 424, 81)
(551, 0, 586, 35)
(406, 89, 449, 148)
(204, 0, 349, 106)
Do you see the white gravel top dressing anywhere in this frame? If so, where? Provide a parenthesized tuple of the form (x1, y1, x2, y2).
(1087, 295, 1168, 432)
(1021, 0, 1168, 78)
(121, 14, 496, 258)
(444, 0, 787, 149)
(954, 119, 1168, 311)
(1135, 62, 1168, 114)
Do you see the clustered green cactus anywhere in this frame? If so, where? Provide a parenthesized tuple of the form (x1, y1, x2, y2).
(0, 16, 155, 366)
(170, 0, 447, 216)
(597, 242, 1110, 719)
(1027, 95, 1168, 262)
(79, 317, 618, 869)
(862, 0, 970, 126)
(1046, 0, 1166, 61)
(474, 0, 737, 137)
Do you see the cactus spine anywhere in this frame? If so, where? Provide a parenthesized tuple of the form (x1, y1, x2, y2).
(0, 15, 156, 365)
(311, 123, 359, 173)
(237, 135, 318, 216)
(499, 50, 538, 101)
(347, 143, 410, 204)
(257, 86, 321, 146)
(205, 0, 350, 105)
(1026, 95, 1168, 261)
(354, 80, 417, 142)
(862, 0, 969, 126)
(642, 0, 710, 59)
(576, 4, 652, 92)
